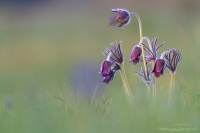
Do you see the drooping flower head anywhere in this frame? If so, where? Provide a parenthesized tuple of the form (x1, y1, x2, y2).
(141, 37, 165, 63)
(152, 58, 165, 78)
(129, 45, 142, 65)
(100, 42, 124, 83)
(135, 67, 152, 85)
(163, 49, 182, 74)
(100, 60, 120, 83)
(109, 9, 131, 28)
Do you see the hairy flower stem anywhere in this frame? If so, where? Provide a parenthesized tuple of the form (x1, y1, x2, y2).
(130, 12, 143, 44)
(120, 64, 133, 103)
(142, 37, 156, 102)
(154, 76, 156, 100)
(130, 12, 148, 80)
(168, 72, 175, 104)
(151, 61, 156, 102)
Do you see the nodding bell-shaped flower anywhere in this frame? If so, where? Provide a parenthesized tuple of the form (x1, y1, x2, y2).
(129, 45, 142, 65)
(100, 42, 123, 84)
(100, 60, 112, 77)
(162, 49, 182, 74)
(100, 60, 120, 84)
(135, 67, 152, 85)
(141, 37, 165, 63)
(109, 9, 131, 28)
(152, 58, 165, 78)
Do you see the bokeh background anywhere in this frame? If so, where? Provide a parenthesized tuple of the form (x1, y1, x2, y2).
(0, 0, 200, 132)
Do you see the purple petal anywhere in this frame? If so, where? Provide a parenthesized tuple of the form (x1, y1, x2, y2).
(153, 70, 162, 78)
(155, 59, 165, 72)
(132, 59, 140, 65)
(100, 60, 112, 77)
(152, 65, 161, 78)
(103, 70, 115, 84)
(152, 59, 165, 78)
(117, 18, 130, 28)
(130, 46, 142, 64)
(109, 9, 131, 28)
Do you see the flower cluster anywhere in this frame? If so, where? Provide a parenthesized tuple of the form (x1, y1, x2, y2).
(130, 37, 166, 78)
(100, 8, 183, 85)
(100, 42, 123, 84)
(99, 8, 183, 104)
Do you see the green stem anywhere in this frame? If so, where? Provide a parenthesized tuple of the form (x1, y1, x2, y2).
(154, 76, 156, 101)
(141, 37, 156, 103)
(146, 84, 150, 100)
(168, 72, 175, 104)
(141, 45, 148, 80)
(130, 12, 143, 43)
(120, 64, 133, 103)
(151, 61, 155, 102)
(130, 12, 148, 80)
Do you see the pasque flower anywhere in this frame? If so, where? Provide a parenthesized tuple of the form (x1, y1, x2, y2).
(100, 42, 123, 83)
(109, 9, 131, 28)
(163, 49, 182, 74)
(152, 58, 165, 78)
(129, 45, 142, 65)
(100, 60, 120, 83)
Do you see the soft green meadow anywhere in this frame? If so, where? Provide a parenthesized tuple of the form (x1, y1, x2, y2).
(0, 1, 200, 133)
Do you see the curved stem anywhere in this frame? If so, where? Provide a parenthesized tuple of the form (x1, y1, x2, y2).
(120, 64, 133, 103)
(168, 72, 175, 104)
(130, 12, 148, 80)
(130, 12, 143, 43)
(140, 45, 148, 80)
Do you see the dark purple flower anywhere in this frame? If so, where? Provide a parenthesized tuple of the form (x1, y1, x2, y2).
(100, 60, 112, 77)
(163, 49, 182, 74)
(100, 61, 120, 84)
(129, 45, 142, 65)
(100, 42, 123, 84)
(102, 70, 115, 84)
(109, 9, 131, 28)
(152, 59, 165, 78)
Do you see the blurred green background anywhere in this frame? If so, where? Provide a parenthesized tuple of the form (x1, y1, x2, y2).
(0, 0, 200, 132)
